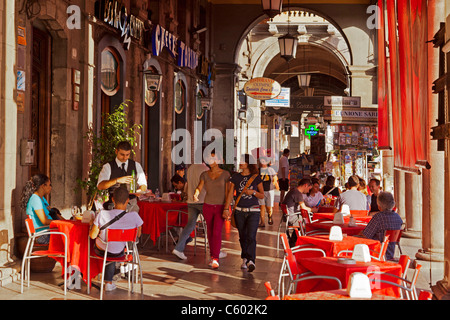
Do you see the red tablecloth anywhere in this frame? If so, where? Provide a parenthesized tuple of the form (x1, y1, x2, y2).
(305, 221, 367, 236)
(283, 289, 399, 300)
(317, 206, 336, 213)
(295, 235, 381, 258)
(48, 220, 103, 285)
(137, 201, 188, 243)
(296, 256, 402, 297)
(313, 212, 372, 223)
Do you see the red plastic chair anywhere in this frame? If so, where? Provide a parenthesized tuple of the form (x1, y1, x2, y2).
(278, 233, 341, 298)
(90, 228, 143, 300)
(21, 218, 68, 295)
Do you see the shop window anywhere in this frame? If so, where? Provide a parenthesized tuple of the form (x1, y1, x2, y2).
(101, 48, 120, 96)
(174, 79, 186, 114)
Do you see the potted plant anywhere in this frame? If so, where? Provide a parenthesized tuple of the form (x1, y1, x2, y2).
(77, 100, 142, 207)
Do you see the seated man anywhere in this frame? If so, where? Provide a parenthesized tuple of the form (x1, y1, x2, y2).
(171, 174, 187, 201)
(368, 178, 381, 216)
(282, 178, 318, 246)
(359, 191, 403, 260)
(336, 175, 368, 211)
(89, 186, 143, 292)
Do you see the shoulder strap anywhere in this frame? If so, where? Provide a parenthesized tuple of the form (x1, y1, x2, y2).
(233, 174, 258, 210)
(324, 186, 337, 196)
(100, 210, 127, 231)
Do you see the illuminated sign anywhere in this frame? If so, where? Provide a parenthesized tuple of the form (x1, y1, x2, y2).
(305, 125, 319, 139)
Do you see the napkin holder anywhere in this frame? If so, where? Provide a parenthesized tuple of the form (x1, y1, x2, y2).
(347, 272, 372, 298)
(329, 225, 343, 241)
(341, 204, 350, 216)
(348, 215, 356, 227)
(161, 193, 171, 201)
(81, 210, 95, 223)
(333, 212, 345, 225)
(352, 244, 371, 262)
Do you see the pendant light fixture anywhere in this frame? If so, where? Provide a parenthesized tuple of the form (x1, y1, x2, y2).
(261, 0, 283, 18)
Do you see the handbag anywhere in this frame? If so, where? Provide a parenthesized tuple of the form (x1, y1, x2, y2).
(231, 174, 258, 228)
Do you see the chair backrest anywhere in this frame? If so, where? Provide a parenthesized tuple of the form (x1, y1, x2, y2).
(377, 236, 390, 261)
(106, 228, 138, 243)
(279, 233, 300, 277)
(300, 209, 311, 223)
(280, 204, 287, 215)
(418, 290, 433, 300)
(398, 255, 411, 278)
(25, 218, 36, 236)
(350, 210, 369, 217)
(385, 229, 402, 243)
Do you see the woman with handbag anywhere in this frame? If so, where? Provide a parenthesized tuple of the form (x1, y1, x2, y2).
(224, 154, 264, 272)
(193, 151, 231, 269)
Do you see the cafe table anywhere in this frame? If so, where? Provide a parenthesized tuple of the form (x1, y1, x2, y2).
(294, 235, 381, 258)
(312, 212, 372, 223)
(48, 220, 103, 291)
(305, 221, 367, 236)
(283, 289, 399, 300)
(137, 200, 188, 244)
(296, 256, 402, 297)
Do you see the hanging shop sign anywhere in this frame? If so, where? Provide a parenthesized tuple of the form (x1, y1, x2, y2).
(324, 96, 361, 107)
(265, 87, 290, 107)
(97, 0, 145, 50)
(305, 125, 320, 139)
(243, 77, 281, 100)
(151, 24, 199, 70)
(324, 107, 378, 124)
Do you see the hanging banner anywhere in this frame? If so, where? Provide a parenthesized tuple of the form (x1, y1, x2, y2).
(377, 0, 390, 149)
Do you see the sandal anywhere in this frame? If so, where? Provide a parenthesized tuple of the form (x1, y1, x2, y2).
(258, 222, 265, 228)
(268, 215, 273, 225)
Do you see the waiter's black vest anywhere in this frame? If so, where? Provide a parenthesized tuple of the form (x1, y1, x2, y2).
(108, 159, 137, 197)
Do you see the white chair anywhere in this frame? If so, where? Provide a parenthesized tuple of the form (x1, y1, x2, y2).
(194, 213, 208, 255)
(21, 218, 68, 295)
(89, 228, 143, 300)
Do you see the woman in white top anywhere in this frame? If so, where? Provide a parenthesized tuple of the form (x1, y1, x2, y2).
(304, 178, 323, 209)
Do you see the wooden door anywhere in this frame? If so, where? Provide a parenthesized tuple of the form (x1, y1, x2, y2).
(30, 27, 51, 178)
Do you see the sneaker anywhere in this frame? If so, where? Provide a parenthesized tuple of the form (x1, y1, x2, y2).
(209, 258, 219, 269)
(105, 282, 117, 291)
(247, 261, 255, 272)
(241, 258, 248, 269)
(172, 249, 187, 260)
(219, 251, 227, 258)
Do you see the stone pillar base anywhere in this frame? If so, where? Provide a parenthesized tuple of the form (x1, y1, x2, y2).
(432, 280, 450, 300)
(402, 229, 422, 239)
(416, 248, 445, 262)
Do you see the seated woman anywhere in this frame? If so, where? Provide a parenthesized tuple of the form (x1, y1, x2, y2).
(20, 174, 64, 244)
(304, 178, 323, 209)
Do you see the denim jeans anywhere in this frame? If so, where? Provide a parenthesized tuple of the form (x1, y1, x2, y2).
(174, 203, 203, 252)
(94, 245, 124, 281)
(234, 209, 260, 264)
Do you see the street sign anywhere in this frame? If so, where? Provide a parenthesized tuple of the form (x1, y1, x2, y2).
(265, 87, 290, 107)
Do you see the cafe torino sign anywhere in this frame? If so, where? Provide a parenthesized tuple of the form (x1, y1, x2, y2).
(152, 24, 199, 70)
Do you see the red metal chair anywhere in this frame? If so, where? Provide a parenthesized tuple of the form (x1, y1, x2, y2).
(264, 281, 280, 300)
(21, 218, 68, 295)
(90, 228, 143, 300)
(418, 290, 433, 300)
(385, 228, 403, 256)
(278, 233, 341, 298)
(161, 209, 189, 252)
(277, 204, 303, 254)
(337, 236, 390, 261)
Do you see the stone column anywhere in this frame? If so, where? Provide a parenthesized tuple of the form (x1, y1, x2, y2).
(403, 172, 422, 238)
(394, 170, 405, 221)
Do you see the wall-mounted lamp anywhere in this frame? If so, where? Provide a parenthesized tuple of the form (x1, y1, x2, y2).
(192, 27, 208, 34)
(144, 70, 162, 91)
(261, 0, 283, 18)
(201, 97, 212, 110)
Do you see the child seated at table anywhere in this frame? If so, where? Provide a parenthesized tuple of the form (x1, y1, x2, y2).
(89, 186, 143, 291)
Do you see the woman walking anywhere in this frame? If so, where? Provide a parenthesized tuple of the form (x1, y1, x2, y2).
(224, 154, 264, 272)
(258, 156, 278, 227)
(194, 151, 231, 269)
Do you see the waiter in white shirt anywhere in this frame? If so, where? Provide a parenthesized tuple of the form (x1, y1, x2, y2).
(97, 141, 147, 211)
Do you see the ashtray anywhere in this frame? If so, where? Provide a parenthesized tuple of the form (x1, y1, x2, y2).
(337, 258, 356, 264)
